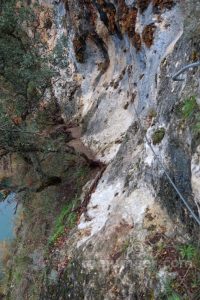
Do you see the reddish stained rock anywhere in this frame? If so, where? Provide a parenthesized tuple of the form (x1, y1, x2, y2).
(132, 32, 142, 51)
(73, 35, 86, 63)
(136, 0, 151, 12)
(142, 23, 156, 48)
(152, 0, 174, 10)
(118, 0, 138, 37)
(103, 3, 117, 34)
(137, 0, 174, 12)
(70, 0, 175, 60)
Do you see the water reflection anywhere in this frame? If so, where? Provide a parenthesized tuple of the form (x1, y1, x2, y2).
(0, 193, 15, 242)
(0, 193, 15, 281)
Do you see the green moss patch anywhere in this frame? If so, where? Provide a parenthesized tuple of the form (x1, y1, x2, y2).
(152, 128, 165, 145)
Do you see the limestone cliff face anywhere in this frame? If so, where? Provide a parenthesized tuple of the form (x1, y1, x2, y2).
(3, 0, 200, 299)
(38, 1, 200, 298)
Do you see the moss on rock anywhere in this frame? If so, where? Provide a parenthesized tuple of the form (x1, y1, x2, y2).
(152, 128, 165, 145)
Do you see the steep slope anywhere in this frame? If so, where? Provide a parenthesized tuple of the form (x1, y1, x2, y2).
(42, 0, 200, 298)
(1, 0, 200, 299)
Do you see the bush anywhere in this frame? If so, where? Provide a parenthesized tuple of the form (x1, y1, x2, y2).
(181, 96, 198, 119)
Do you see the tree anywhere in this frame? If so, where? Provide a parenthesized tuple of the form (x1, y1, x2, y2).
(0, 0, 53, 153)
(0, 0, 66, 195)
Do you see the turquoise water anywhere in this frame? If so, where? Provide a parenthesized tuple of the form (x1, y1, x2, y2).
(0, 193, 15, 241)
(0, 193, 15, 279)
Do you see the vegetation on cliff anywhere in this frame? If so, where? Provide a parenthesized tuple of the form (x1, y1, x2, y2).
(0, 0, 83, 196)
(0, 0, 53, 151)
(0, 0, 200, 299)
(0, 3, 103, 299)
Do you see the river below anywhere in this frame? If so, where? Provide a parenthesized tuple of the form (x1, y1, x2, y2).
(0, 193, 15, 242)
(0, 193, 15, 279)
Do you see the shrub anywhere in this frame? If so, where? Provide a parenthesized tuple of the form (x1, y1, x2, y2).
(178, 244, 198, 261)
(152, 127, 165, 145)
(181, 96, 198, 119)
(0, 0, 53, 152)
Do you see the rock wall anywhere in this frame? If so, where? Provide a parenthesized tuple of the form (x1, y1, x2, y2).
(49, 0, 199, 238)
(41, 0, 200, 298)
(2, 0, 200, 299)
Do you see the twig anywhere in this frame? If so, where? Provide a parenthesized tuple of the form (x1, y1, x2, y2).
(179, 265, 191, 287)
